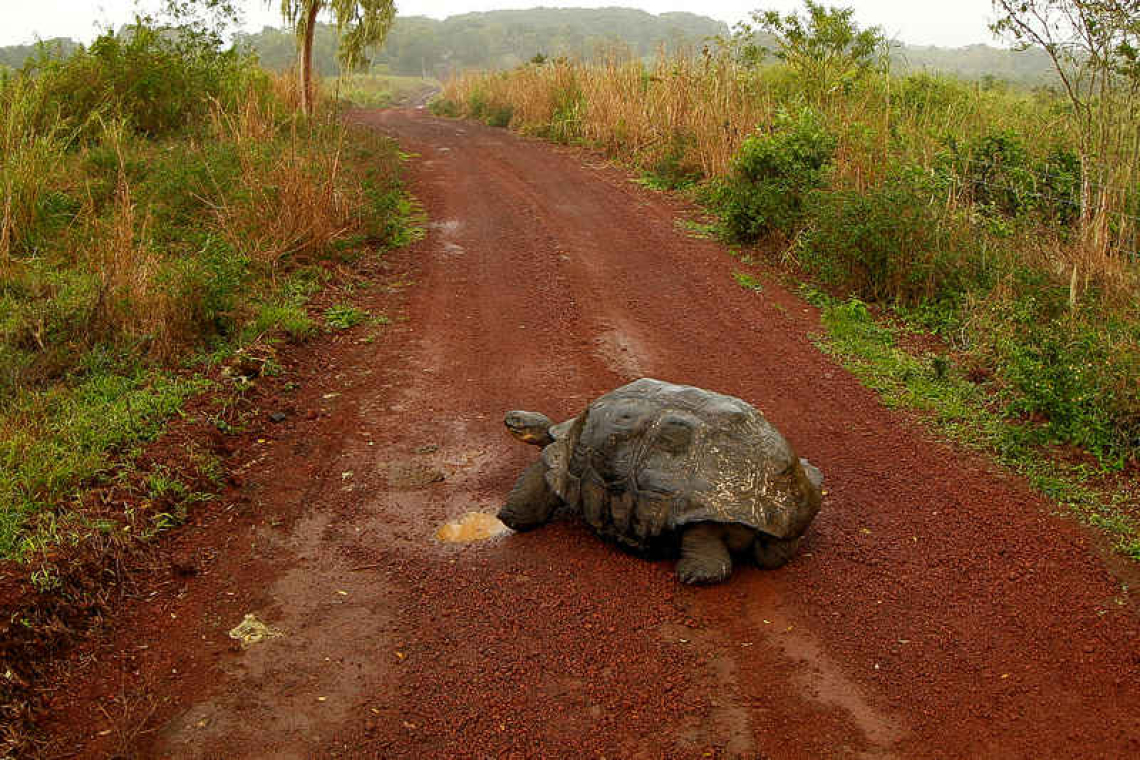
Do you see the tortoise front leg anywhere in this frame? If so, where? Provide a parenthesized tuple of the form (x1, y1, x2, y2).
(676, 523, 733, 584)
(498, 460, 560, 531)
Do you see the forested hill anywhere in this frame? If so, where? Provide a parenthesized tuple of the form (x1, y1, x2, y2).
(0, 37, 79, 69)
(1, 7, 1057, 87)
(236, 8, 728, 77)
(893, 43, 1058, 87)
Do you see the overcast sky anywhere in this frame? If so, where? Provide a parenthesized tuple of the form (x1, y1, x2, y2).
(1, 1, 1004, 49)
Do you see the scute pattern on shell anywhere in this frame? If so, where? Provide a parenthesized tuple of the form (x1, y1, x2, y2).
(542, 379, 822, 549)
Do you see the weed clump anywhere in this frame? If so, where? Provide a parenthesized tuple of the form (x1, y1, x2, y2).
(800, 165, 984, 305)
(324, 304, 368, 329)
(25, 22, 256, 139)
(429, 97, 461, 117)
(486, 104, 514, 128)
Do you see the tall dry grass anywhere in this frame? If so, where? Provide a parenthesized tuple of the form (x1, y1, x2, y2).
(446, 56, 1067, 182)
(0, 34, 412, 568)
(206, 73, 361, 275)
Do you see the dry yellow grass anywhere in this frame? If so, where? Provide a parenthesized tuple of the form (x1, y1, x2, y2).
(445, 57, 1065, 181)
(206, 73, 361, 275)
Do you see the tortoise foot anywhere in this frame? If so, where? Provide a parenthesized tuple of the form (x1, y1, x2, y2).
(498, 460, 559, 531)
(677, 524, 733, 584)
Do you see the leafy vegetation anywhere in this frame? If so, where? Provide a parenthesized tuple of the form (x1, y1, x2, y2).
(804, 289, 1139, 559)
(733, 272, 764, 292)
(712, 108, 836, 242)
(440, 2, 1140, 551)
(732, 1, 887, 93)
(323, 304, 368, 329)
(0, 18, 413, 560)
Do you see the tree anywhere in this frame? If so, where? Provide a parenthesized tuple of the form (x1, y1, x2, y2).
(162, 0, 241, 40)
(992, 1, 1140, 275)
(731, 2, 887, 94)
(274, 1, 396, 115)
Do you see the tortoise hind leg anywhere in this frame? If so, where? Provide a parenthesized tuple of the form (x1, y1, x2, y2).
(753, 534, 802, 569)
(498, 460, 560, 531)
(676, 523, 733, 585)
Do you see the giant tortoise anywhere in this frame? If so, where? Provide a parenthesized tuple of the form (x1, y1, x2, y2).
(498, 378, 823, 584)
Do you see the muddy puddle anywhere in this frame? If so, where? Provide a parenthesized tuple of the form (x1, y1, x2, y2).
(435, 512, 511, 543)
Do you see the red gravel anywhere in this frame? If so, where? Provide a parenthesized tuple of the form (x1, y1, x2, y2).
(36, 110, 1140, 759)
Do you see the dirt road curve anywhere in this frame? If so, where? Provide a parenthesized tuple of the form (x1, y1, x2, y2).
(41, 110, 1140, 759)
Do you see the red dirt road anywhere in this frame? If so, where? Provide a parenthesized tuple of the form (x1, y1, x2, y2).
(39, 110, 1140, 759)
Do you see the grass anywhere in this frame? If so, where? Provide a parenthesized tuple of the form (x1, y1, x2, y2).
(0, 23, 420, 562)
(802, 287, 1139, 559)
(733, 272, 764, 292)
(323, 304, 368, 329)
(330, 72, 440, 108)
(0, 367, 208, 557)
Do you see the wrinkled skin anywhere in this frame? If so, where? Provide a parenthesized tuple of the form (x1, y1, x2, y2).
(499, 379, 824, 584)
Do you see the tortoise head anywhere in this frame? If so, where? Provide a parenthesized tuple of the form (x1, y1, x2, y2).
(504, 410, 555, 447)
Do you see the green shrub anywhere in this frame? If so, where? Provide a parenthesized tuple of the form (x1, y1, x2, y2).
(30, 22, 257, 139)
(138, 141, 243, 237)
(713, 108, 835, 242)
(965, 130, 1036, 217)
(429, 97, 461, 117)
(978, 291, 1140, 465)
(1002, 322, 1133, 462)
(1035, 145, 1082, 227)
(937, 131, 1082, 227)
(800, 164, 985, 304)
(643, 131, 702, 190)
(162, 236, 250, 338)
(467, 88, 489, 120)
(733, 272, 764, 292)
(894, 72, 972, 115)
(245, 302, 316, 343)
(486, 104, 514, 128)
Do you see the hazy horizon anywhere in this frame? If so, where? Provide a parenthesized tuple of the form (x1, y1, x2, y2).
(2, 1, 1005, 50)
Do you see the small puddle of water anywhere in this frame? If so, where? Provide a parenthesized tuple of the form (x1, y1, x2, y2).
(435, 512, 511, 543)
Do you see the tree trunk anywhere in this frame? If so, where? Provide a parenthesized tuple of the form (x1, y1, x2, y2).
(300, 2, 323, 116)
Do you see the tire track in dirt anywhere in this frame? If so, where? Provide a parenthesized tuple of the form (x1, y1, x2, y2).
(38, 110, 1140, 759)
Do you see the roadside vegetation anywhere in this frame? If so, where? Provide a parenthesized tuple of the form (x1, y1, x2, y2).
(0, 19, 412, 563)
(436, 1, 1140, 555)
(330, 71, 440, 108)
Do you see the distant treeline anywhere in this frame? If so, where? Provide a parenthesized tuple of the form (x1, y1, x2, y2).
(892, 44, 1058, 87)
(1, 8, 1058, 87)
(0, 37, 79, 70)
(236, 8, 728, 78)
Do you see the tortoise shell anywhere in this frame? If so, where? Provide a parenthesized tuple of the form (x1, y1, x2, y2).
(541, 379, 821, 549)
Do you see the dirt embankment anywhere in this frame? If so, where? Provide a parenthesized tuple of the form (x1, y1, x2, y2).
(31, 110, 1140, 759)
